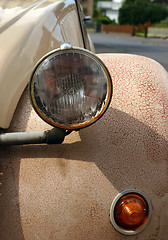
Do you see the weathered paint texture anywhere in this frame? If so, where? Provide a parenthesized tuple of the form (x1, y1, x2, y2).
(0, 54, 168, 239)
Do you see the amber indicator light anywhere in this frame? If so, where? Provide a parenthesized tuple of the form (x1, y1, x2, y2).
(114, 193, 148, 230)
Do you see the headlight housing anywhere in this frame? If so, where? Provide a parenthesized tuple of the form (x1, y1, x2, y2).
(29, 45, 112, 130)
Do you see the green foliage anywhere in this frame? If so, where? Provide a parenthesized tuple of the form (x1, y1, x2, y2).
(152, 17, 168, 27)
(152, 0, 168, 3)
(161, 16, 168, 24)
(93, 0, 114, 24)
(119, 0, 168, 25)
(93, 0, 112, 18)
(93, 0, 99, 18)
(94, 15, 113, 24)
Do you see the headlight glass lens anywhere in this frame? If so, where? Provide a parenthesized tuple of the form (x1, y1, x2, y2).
(30, 48, 112, 129)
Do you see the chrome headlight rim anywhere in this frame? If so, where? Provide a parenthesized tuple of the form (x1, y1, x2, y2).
(29, 46, 113, 130)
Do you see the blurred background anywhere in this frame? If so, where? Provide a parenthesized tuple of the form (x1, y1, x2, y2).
(80, 0, 168, 70)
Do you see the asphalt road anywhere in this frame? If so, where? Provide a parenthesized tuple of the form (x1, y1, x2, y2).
(89, 32, 168, 71)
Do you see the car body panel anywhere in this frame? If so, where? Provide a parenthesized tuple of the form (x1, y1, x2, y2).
(0, 0, 84, 129)
(0, 53, 168, 239)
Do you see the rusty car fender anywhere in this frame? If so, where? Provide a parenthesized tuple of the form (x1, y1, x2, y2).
(0, 53, 168, 240)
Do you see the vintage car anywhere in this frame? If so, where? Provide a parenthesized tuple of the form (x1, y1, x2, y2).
(0, 0, 168, 239)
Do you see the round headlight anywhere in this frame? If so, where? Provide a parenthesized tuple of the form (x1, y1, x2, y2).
(29, 46, 112, 130)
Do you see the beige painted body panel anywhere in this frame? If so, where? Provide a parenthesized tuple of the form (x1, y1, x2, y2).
(0, 0, 84, 129)
(0, 54, 168, 239)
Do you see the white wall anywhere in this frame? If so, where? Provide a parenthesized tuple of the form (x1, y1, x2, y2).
(97, 0, 124, 22)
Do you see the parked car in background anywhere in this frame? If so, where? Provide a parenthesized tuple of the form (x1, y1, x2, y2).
(0, 0, 168, 240)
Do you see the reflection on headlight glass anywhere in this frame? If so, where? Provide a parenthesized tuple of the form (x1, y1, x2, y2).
(32, 52, 109, 127)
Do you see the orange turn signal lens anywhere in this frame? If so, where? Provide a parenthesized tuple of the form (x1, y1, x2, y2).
(110, 190, 152, 235)
(114, 193, 148, 229)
